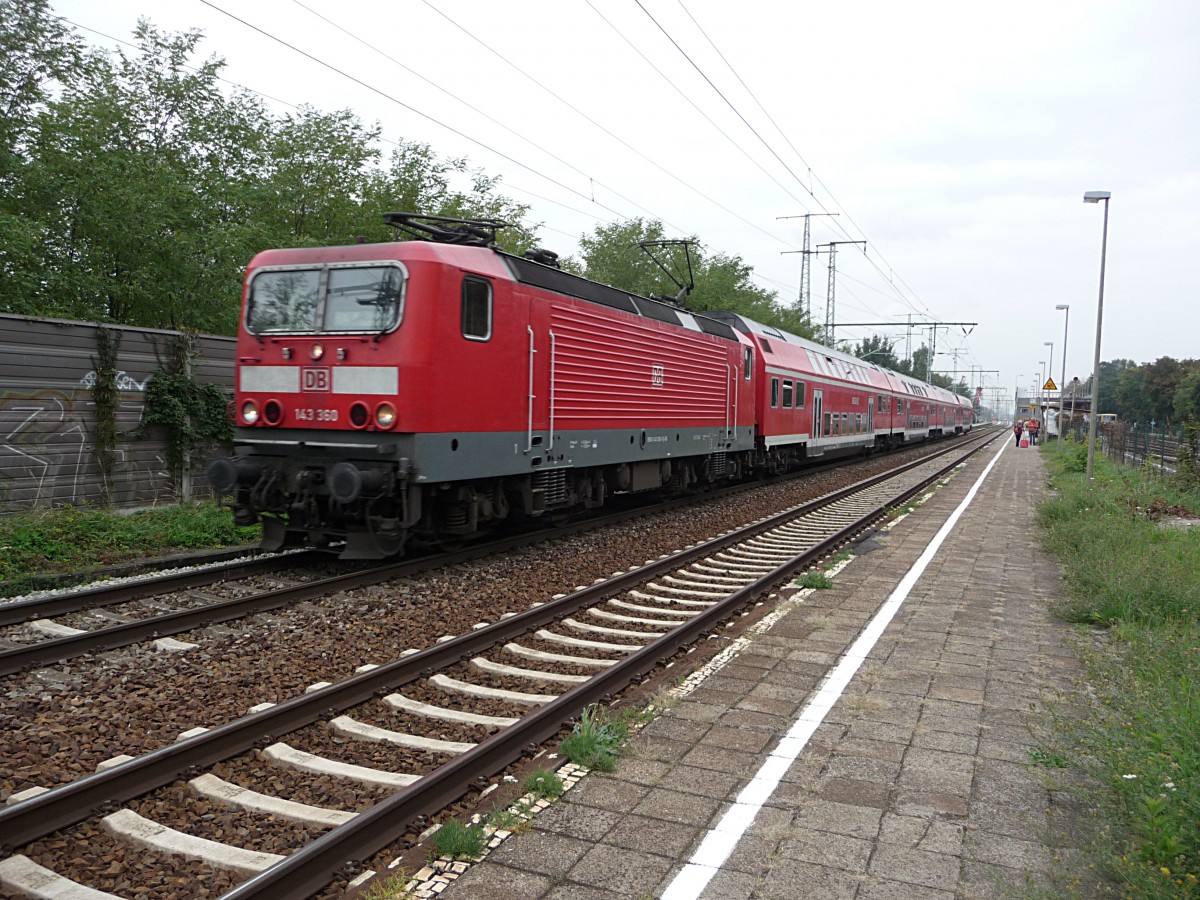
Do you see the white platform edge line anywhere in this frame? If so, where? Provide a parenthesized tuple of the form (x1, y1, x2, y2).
(661, 440, 1008, 900)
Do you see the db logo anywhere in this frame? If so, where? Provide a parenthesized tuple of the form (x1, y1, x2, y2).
(651, 365, 665, 387)
(301, 367, 331, 391)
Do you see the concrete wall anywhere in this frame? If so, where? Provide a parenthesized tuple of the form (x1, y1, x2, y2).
(0, 313, 234, 513)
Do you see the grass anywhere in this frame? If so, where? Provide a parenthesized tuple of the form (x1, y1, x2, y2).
(0, 502, 260, 591)
(794, 570, 833, 590)
(560, 704, 635, 772)
(486, 804, 532, 831)
(1037, 444, 1200, 897)
(429, 820, 486, 861)
(521, 768, 564, 800)
(360, 871, 416, 900)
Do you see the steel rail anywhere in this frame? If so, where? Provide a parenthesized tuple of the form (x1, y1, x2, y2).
(0, 434, 986, 676)
(0, 551, 324, 628)
(0, 545, 265, 600)
(0, 494, 733, 675)
(223, 431, 1000, 899)
(0, 431, 996, 858)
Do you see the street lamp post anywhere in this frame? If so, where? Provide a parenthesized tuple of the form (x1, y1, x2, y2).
(1046, 345, 1056, 441)
(1056, 304, 1069, 447)
(1069, 376, 1080, 441)
(1038, 361, 1046, 428)
(1084, 191, 1111, 482)
(1044, 341, 1054, 433)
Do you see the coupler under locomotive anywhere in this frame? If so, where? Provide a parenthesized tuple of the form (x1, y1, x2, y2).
(209, 453, 417, 559)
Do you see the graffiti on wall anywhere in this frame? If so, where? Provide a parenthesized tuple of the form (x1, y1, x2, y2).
(0, 380, 168, 510)
(78, 370, 150, 392)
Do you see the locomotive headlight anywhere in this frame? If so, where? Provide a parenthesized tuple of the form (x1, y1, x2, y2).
(241, 400, 260, 425)
(310, 342, 325, 360)
(375, 402, 397, 429)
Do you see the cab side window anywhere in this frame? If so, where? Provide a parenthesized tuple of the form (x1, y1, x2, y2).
(461, 276, 492, 340)
(782, 380, 794, 409)
(771, 377, 780, 408)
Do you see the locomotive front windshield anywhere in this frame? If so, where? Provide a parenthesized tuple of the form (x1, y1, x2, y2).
(246, 264, 406, 334)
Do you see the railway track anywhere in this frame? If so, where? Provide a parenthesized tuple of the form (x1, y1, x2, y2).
(0, 429, 998, 900)
(0, 434, 985, 678)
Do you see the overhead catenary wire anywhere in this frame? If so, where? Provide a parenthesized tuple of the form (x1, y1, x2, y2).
(196, 0, 640, 225)
(647, 1, 940, 322)
(62, 5, 800, 301)
(423, 0, 802, 253)
(286, 0, 676, 233)
(68, 3, 967, 361)
(58, 14, 622, 235)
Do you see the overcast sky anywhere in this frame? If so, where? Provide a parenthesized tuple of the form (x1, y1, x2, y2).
(53, 0, 1199, 406)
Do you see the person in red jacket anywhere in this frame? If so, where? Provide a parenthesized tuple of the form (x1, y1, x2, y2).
(1013, 421, 1024, 447)
(1027, 418, 1040, 446)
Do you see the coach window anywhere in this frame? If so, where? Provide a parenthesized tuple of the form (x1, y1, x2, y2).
(461, 276, 492, 341)
(743, 347, 752, 379)
(770, 377, 780, 408)
(795, 382, 805, 409)
(782, 380, 794, 409)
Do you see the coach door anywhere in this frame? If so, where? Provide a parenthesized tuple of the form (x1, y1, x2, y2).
(812, 389, 824, 438)
(868, 396, 875, 432)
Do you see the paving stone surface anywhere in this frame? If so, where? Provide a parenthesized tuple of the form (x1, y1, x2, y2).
(441, 441, 1107, 898)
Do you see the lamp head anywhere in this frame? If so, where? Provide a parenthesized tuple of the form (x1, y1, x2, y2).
(1083, 191, 1111, 203)
(1056, 304, 1069, 310)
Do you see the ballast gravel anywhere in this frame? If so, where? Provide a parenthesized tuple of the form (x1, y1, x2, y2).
(0, 443, 969, 897)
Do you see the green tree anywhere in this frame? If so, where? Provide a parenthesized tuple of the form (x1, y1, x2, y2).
(1088, 358, 1136, 414)
(257, 106, 382, 245)
(0, 0, 88, 175)
(573, 218, 818, 340)
(0, 0, 90, 304)
(1140, 356, 1188, 425)
(576, 218, 672, 297)
(851, 335, 902, 370)
(5, 22, 273, 331)
(362, 142, 535, 254)
(0, 17, 537, 334)
(1112, 367, 1151, 423)
(1174, 369, 1200, 422)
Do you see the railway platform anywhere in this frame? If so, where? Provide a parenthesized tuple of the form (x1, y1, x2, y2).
(437, 440, 1099, 899)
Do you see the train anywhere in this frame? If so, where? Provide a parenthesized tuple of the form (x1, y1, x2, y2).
(209, 214, 973, 559)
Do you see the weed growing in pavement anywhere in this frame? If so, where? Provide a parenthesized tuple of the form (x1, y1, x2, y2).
(1029, 747, 1070, 768)
(522, 768, 564, 801)
(429, 820, 486, 861)
(486, 805, 531, 831)
(1037, 449, 1200, 897)
(794, 571, 833, 590)
(561, 704, 633, 772)
(360, 871, 417, 900)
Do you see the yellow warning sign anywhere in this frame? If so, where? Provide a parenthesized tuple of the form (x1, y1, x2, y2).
(1043, 378, 1058, 391)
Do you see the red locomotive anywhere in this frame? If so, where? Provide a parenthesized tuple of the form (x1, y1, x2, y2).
(210, 214, 971, 558)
